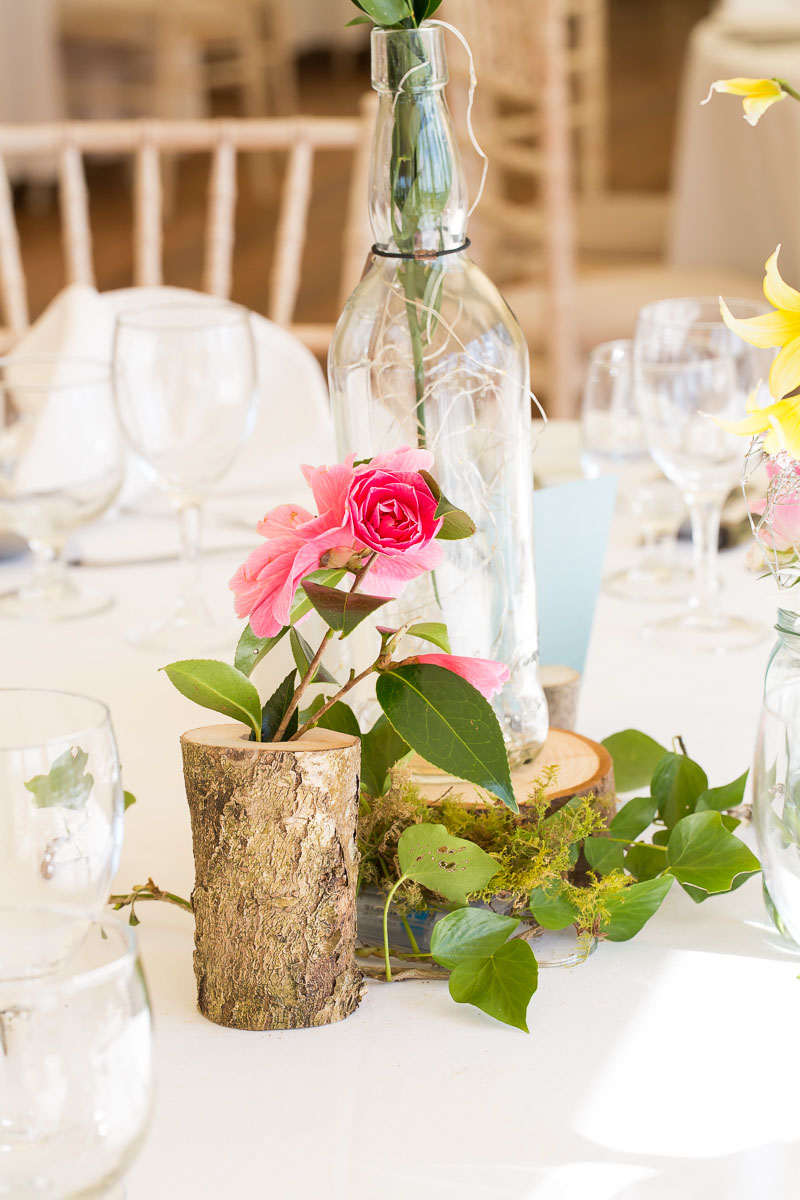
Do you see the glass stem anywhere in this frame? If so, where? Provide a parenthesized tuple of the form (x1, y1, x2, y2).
(176, 501, 205, 617)
(686, 496, 722, 617)
(25, 539, 67, 602)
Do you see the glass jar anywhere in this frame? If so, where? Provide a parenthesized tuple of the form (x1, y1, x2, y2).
(329, 24, 548, 765)
(762, 606, 800, 942)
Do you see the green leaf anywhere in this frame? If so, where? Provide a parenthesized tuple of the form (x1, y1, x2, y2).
(350, 0, 413, 27)
(161, 659, 262, 739)
(602, 730, 668, 793)
(652, 752, 708, 830)
(24, 747, 94, 811)
(418, 469, 477, 541)
(361, 713, 410, 797)
(584, 836, 625, 875)
(123, 790, 136, 811)
(529, 882, 581, 930)
(376, 664, 516, 810)
(397, 823, 499, 905)
(600, 877, 673, 942)
(345, 14, 372, 23)
(315, 701, 361, 740)
(447, 940, 538, 1033)
(609, 795, 658, 843)
(624, 843, 668, 882)
(289, 628, 339, 686)
(303, 581, 392, 637)
(666, 811, 760, 901)
(695, 770, 749, 813)
(260, 670, 298, 741)
(405, 621, 451, 654)
(429, 907, 520, 968)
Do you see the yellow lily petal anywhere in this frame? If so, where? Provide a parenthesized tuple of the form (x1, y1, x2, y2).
(714, 410, 774, 438)
(770, 333, 800, 400)
(720, 295, 800, 348)
(702, 77, 786, 125)
(764, 245, 800, 313)
(761, 398, 800, 457)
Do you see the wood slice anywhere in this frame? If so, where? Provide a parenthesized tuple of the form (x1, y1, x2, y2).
(181, 723, 363, 1031)
(413, 727, 615, 819)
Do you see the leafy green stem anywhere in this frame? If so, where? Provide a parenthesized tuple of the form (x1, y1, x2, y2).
(775, 77, 800, 102)
(383, 873, 409, 982)
(400, 911, 421, 954)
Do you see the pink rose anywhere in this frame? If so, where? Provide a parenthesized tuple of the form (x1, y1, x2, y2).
(410, 654, 510, 701)
(347, 467, 442, 557)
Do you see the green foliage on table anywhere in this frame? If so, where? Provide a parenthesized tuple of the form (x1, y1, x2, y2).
(601, 730, 667, 793)
(24, 746, 94, 811)
(666, 811, 759, 901)
(431, 909, 538, 1033)
(376, 663, 516, 810)
(396, 823, 499, 905)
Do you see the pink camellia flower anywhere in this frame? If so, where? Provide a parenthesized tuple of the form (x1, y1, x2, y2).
(229, 448, 447, 639)
(408, 653, 510, 701)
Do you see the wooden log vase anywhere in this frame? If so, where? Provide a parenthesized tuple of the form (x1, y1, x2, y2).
(180, 724, 363, 1031)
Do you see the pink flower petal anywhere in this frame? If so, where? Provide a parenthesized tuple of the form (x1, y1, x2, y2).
(301, 459, 355, 524)
(413, 653, 510, 701)
(256, 503, 314, 539)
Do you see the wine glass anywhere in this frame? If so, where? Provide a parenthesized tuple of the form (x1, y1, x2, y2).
(0, 911, 153, 1199)
(112, 300, 257, 653)
(633, 297, 774, 653)
(753, 680, 800, 947)
(580, 339, 691, 601)
(0, 689, 124, 980)
(0, 356, 123, 620)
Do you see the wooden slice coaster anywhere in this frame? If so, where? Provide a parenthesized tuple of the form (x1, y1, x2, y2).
(412, 727, 615, 817)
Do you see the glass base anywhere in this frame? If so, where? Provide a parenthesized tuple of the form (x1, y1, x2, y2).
(640, 609, 768, 655)
(127, 603, 234, 655)
(603, 562, 694, 604)
(0, 577, 112, 621)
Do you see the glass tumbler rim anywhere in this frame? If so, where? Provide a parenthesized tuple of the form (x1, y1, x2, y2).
(114, 298, 252, 334)
(0, 355, 112, 390)
(636, 295, 770, 330)
(0, 909, 138, 993)
(0, 687, 113, 752)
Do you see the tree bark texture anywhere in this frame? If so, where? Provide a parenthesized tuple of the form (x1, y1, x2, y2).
(180, 724, 363, 1030)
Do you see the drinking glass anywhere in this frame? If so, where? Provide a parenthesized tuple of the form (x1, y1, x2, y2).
(0, 357, 123, 620)
(633, 297, 773, 652)
(753, 680, 800, 947)
(0, 911, 153, 1199)
(112, 301, 256, 652)
(0, 690, 124, 979)
(580, 339, 691, 601)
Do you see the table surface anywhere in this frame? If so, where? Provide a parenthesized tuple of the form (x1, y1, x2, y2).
(3, 420, 798, 1200)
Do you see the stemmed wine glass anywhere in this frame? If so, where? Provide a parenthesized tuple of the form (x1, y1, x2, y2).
(112, 300, 257, 653)
(580, 339, 690, 602)
(0, 911, 153, 1199)
(0, 356, 123, 620)
(633, 297, 774, 653)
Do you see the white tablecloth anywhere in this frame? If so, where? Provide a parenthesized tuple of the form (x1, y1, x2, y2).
(669, 16, 800, 283)
(2, 421, 798, 1199)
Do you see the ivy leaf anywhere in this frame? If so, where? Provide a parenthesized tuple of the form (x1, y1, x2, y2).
(651, 752, 708, 830)
(429, 907, 519, 968)
(600, 877, 674, 942)
(602, 730, 667, 793)
(123, 790, 137, 811)
(260, 670, 298, 741)
(405, 621, 451, 654)
(584, 836, 625, 875)
(418, 469, 476, 541)
(447, 940, 538, 1033)
(609, 795, 658, 843)
(24, 747, 94, 811)
(303, 581, 392, 636)
(361, 713, 410, 797)
(162, 659, 262, 739)
(624, 843, 668, 882)
(289, 628, 339, 686)
(695, 770, 749, 813)
(529, 881, 581, 930)
(666, 811, 760, 901)
(376, 664, 516, 810)
(397, 823, 499, 905)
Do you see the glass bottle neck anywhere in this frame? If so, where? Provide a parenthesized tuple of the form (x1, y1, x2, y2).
(369, 26, 468, 254)
(776, 606, 800, 651)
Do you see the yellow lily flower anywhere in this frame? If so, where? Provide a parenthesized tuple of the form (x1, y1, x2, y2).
(715, 389, 800, 458)
(701, 77, 786, 125)
(720, 246, 800, 400)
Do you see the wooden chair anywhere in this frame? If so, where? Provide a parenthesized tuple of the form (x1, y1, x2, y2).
(0, 113, 374, 357)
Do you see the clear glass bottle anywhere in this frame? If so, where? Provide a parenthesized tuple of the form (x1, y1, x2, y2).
(328, 24, 548, 765)
(762, 605, 800, 943)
